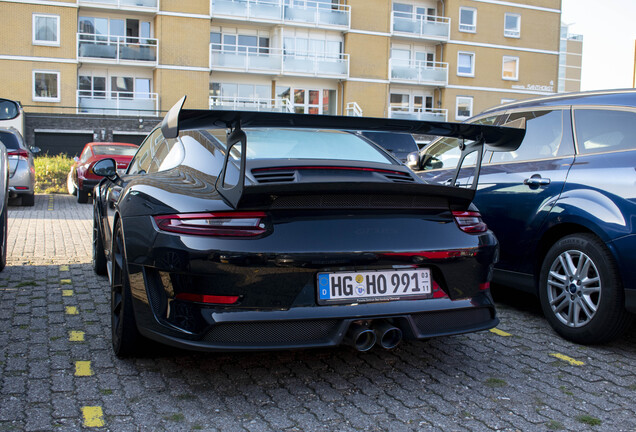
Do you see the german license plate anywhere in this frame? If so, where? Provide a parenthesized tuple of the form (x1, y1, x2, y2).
(317, 268, 432, 304)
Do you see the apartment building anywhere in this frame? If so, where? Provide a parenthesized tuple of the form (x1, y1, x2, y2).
(0, 0, 563, 150)
(558, 23, 583, 93)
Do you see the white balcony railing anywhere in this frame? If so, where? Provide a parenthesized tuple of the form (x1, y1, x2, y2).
(210, 96, 293, 112)
(391, 11, 450, 41)
(346, 102, 362, 117)
(283, 50, 349, 78)
(77, 90, 158, 116)
(389, 59, 448, 86)
(389, 107, 448, 122)
(78, 33, 158, 64)
(210, 45, 282, 73)
(210, 0, 351, 30)
(77, 0, 158, 11)
(210, 44, 349, 78)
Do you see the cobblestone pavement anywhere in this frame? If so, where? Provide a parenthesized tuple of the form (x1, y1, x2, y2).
(1, 194, 636, 432)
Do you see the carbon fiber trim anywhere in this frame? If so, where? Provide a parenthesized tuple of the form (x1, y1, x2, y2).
(202, 319, 340, 345)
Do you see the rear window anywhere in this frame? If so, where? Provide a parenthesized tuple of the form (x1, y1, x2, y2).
(0, 131, 20, 150)
(574, 109, 636, 154)
(359, 132, 418, 153)
(92, 145, 138, 156)
(206, 129, 394, 164)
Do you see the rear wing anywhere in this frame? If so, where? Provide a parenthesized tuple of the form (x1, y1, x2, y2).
(160, 96, 525, 208)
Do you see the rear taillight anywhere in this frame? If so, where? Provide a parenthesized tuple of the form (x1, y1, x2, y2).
(154, 212, 267, 237)
(175, 293, 240, 304)
(452, 211, 488, 233)
(8, 149, 29, 160)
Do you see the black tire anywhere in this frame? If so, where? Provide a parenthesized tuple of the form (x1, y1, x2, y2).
(92, 210, 107, 275)
(0, 203, 7, 272)
(111, 221, 141, 357)
(21, 193, 35, 207)
(77, 189, 89, 204)
(539, 233, 633, 344)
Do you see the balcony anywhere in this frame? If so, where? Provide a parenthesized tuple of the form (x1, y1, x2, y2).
(210, 45, 282, 74)
(210, 0, 350, 30)
(283, 50, 349, 78)
(77, 0, 158, 13)
(391, 11, 450, 42)
(77, 90, 158, 116)
(210, 45, 349, 78)
(389, 107, 448, 122)
(210, 96, 292, 112)
(78, 33, 158, 66)
(389, 59, 448, 86)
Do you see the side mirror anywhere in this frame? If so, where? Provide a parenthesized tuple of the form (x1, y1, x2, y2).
(406, 151, 419, 169)
(92, 158, 118, 180)
(30, 146, 41, 154)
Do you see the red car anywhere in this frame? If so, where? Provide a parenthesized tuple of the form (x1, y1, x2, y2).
(67, 142, 138, 203)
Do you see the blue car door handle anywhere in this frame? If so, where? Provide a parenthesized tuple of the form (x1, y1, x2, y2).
(524, 175, 551, 186)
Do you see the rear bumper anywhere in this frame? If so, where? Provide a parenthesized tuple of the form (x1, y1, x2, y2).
(8, 160, 34, 194)
(136, 293, 498, 352)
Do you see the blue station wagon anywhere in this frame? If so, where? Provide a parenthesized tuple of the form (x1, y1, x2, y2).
(414, 89, 636, 344)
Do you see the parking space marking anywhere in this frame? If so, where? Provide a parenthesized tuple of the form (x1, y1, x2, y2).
(59, 265, 69, 271)
(550, 353, 585, 366)
(62, 289, 73, 296)
(75, 361, 93, 376)
(490, 328, 512, 337)
(69, 331, 85, 342)
(60, 279, 72, 285)
(47, 195, 54, 211)
(82, 406, 105, 427)
(65, 306, 78, 315)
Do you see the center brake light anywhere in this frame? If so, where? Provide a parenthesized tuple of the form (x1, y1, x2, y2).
(452, 211, 488, 233)
(154, 212, 267, 237)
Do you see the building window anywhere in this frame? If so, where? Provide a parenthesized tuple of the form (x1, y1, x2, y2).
(502, 56, 519, 80)
(33, 14, 60, 46)
(211, 30, 270, 54)
(79, 75, 106, 98)
(33, 71, 60, 102)
(459, 7, 476, 33)
(504, 13, 521, 38)
(457, 52, 475, 77)
(456, 96, 473, 120)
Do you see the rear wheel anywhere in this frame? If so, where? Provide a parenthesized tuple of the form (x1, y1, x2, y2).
(77, 189, 89, 204)
(539, 234, 633, 344)
(21, 193, 34, 207)
(111, 221, 141, 357)
(92, 210, 107, 275)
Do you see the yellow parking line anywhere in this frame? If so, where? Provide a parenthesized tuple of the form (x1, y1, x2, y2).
(550, 353, 585, 366)
(82, 406, 105, 427)
(62, 289, 73, 297)
(65, 306, 78, 315)
(69, 331, 85, 342)
(59, 265, 69, 271)
(60, 279, 72, 285)
(490, 328, 512, 337)
(75, 361, 93, 376)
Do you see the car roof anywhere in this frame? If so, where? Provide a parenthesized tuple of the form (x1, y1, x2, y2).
(87, 142, 138, 147)
(481, 89, 636, 114)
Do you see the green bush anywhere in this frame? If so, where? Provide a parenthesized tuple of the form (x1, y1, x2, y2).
(34, 154, 74, 194)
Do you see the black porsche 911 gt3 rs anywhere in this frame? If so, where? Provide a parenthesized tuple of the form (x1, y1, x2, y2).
(92, 96, 524, 357)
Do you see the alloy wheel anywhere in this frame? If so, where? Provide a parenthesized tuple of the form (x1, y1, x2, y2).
(546, 249, 601, 328)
